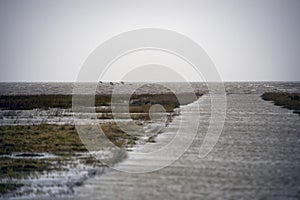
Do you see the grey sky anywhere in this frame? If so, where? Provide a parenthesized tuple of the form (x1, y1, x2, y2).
(0, 0, 299, 82)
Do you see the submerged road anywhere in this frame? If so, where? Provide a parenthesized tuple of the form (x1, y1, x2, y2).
(72, 94, 300, 200)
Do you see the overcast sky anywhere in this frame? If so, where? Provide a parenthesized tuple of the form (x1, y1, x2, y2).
(0, 0, 299, 82)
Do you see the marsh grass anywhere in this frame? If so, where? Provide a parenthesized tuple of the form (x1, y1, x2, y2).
(96, 92, 200, 120)
(261, 92, 300, 115)
(0, 157, 60, 179)
(0, 183, 24, 194)
(0, 123, 139, 155)
(0, 92, 200, 111)
(0, 123, 139, 194)
(0, 95, 111, 110)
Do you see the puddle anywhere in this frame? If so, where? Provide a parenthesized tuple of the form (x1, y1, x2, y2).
(1, 153, 57, 159)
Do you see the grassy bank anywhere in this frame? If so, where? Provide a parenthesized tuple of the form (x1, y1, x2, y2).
(261, 92, 300, 115)
(0, 123, 138, 155)
(0, 95, 111, 110)
(0, 92, 200, 111)
(0, 92, 201, 195)
(0, 123, 139, 194)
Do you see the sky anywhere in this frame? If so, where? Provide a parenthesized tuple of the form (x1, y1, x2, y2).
(0, 0, 299, 82)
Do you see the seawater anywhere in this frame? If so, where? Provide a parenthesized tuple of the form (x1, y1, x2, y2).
(0, 82, 300, 95)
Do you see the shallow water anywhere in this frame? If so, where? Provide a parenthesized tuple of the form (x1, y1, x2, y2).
(71, 93, 300, 200)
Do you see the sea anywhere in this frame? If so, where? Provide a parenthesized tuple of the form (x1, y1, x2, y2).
(0, 82, 300, 95)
